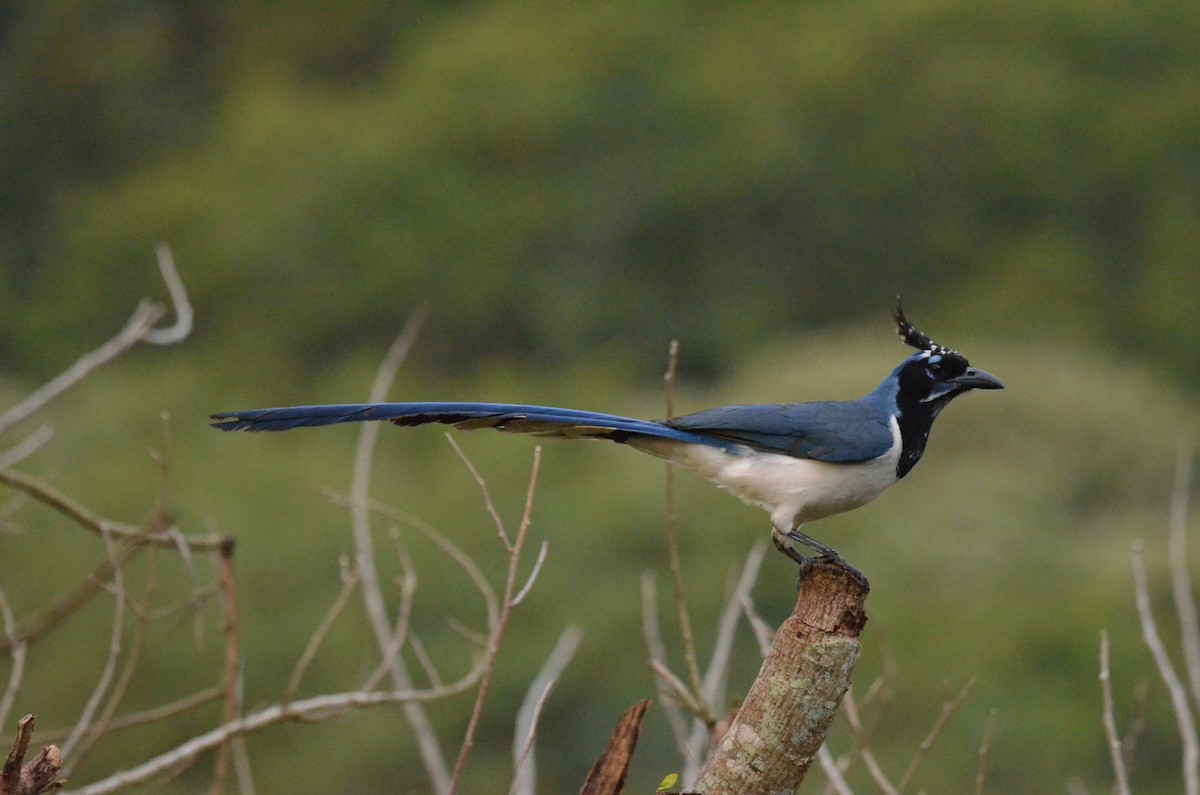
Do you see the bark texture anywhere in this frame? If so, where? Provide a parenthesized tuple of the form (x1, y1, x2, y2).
(1, 716, 64, 794)
(690, 560, 867, 794)
(578, 699, 651, 795)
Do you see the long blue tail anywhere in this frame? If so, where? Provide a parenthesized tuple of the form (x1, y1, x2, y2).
(210, 402, 726, 448)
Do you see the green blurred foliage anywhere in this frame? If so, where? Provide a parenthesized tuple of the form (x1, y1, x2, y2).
(1, 1, 1199, 793)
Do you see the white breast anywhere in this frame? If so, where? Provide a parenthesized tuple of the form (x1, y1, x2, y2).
(631, 416, 902, 531)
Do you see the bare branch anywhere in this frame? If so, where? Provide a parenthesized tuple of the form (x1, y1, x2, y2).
(897, 677, 976, 792)
(448, 448, 542, 793)
(0, 426, 54, 470)
(344, 312, 449, 794)
(0, 468, 224, 551)
(693, 562, 866, 793)
(817, 746, 855, 795)
(141, 244, 193, 345)
(648, 660, 707, 718)
(843, 689, 900, 795)
(61, 527, 127, 768)
(509, 626, 582, 795)
(361, 558, 418, 694)
(445, 434, 509, 550)
(327, 492, 499, 637)
(23, 688, 222, 743)
(0, 246, 192, 435)
(578, 700, 650, 795)
(282, 564, 361, 703)
(1099, 631, 1131, 795)
(1167, 445, 1200, 711)
(1132, 543, 1200, 795)
(974, 707, 998, 795)
(408, 634, 444, 690)
(211, 540, 241, 795)
(70, 675, 486, 795)
(683, 544, 766, 781)
(2, 715, 63, 794)
(66, 545, 156, 773)
(739, 593, 774, 657)
(512, 541, 548, 607)
(660, 340, 710, 726)
(0, 591, 26, 733)
(640, 572, 692, 761)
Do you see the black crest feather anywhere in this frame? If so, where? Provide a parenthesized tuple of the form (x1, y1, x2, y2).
(893, 298, 958, 356)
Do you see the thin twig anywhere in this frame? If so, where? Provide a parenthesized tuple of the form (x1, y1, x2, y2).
(1167, 445, 1200, 712)
(1099, 631, 1132, 795)
(70, 675, 486, 795)
(1122, 680, 1150, 773)
(445, 434, 510, 550)
(739, 593, 774, 657)
(842, 688, 900, 795)
(640, 571, 691, 760)
(0, 590, 25, 733)
(0, 245, 191, 435)
(0, 468, 224, 551)
(683, 544, 766, 781)
(75, 440, 170, 768)
(21, 687, 222, 743)
(974, 707, 998, 795)
(345, 312, 450, 795)
(61, 526, 127, 767)
(509, 626, 582, 795)
(361, 558, 419, 694)
(210, 539, 241, 795)
(448, 448, 542, 794)
(1132, 543, 1200, 795)
(282, 563, 361, 704)
(702, 544, 767, 707)
(328, 492, 499, 636)
(3, 545, 138, 656)
(896, 676, 977, 792)
(408, 634, 444, 690)
(0, 424, 54, 469)
(817, 745, 855, 795)
(231, 726, 256, 795)
(141, 244, 194, 345)
(648, 660, 706, 717)
(512, 541, 548, 607)
(661, 340, 710, 725)
(69, 546, 156, 773)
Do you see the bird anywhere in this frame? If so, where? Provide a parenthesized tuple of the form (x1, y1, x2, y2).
(211, 301, 1002, 587)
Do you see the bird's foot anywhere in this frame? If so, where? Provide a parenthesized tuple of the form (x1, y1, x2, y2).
(780, 529, 870, 591)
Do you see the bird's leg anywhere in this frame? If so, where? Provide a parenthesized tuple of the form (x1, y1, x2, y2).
(784, 527, 870, 591)
(770, 525, 810, 567)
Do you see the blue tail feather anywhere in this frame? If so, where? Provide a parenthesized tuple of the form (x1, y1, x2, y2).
(209, 402, 726, 448)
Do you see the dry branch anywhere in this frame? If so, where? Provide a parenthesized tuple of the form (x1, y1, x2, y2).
(69, 675, 486, 795)
(690, 560, 868, 794)
(0, 244, 190, 436)
(578, 700, 651, 795)
(1, 716, 64, 795)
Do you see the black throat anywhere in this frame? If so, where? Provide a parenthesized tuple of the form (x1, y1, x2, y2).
(893, 369, 952, 478)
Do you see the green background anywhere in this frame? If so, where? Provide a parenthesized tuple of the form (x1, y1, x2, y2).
(1, 2, 1198, 792)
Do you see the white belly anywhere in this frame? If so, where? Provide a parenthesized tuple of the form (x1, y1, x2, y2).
(631, 416, 901, 530)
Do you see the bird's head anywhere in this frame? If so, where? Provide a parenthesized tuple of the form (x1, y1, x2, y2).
(892, 299, 1004, 410)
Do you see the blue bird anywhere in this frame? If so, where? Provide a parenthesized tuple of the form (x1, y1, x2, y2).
(212, 302, 1002, 587)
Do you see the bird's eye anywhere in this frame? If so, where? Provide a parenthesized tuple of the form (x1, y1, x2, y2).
(928, 361, 942, 374)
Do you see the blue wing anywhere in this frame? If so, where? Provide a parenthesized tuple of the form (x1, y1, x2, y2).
(665, 401, 894, 462)
(210, 402, 738, 449)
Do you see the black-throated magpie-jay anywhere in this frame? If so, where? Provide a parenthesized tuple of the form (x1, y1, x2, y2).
(212, 303, 1002, 586)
